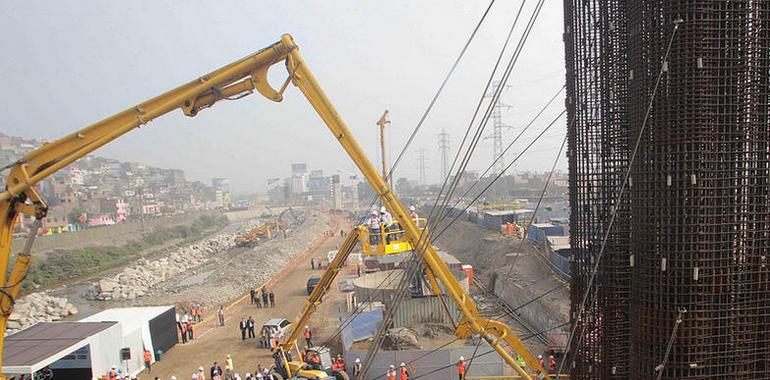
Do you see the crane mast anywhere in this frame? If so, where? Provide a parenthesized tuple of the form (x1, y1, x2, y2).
(0, 34, 547, 379)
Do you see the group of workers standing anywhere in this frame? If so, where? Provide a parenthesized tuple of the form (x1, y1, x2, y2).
(249, 287, 275, 308)
(365, 205, 419, 245)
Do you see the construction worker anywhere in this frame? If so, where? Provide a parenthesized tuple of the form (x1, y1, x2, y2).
(399, 363, 409, 380)
(353, 358, 362, 378)
(218, 306, 225, 326)
(186, 320, 194, 340)
(548, 355, 556, 373)
(386, 364, 397, 380)
(307, 350, 322, 370)
(367, 209, 381, 245)
(380, 206, 394, 243)
(457, 356, 466, 380)
(108, 365, 118, 380)
(180, 322, 188, 343)
(226, 354, 233, 371)
(537, 354, 544, 368)
(409, 205, 419, 221)
(143, 349, 152, 373)
(336, 354, 345, 372)
(303, 325, 314, 347)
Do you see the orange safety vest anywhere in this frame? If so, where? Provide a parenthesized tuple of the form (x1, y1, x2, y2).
(108, 370, 117, 380)
(400, 367, 409, 380)
(304, 329, 311, 339)
(386, 369, 396, 380)
(457, 361, 465, 375)
(144, 350, 151, 362)
(548, 356, 556, 371)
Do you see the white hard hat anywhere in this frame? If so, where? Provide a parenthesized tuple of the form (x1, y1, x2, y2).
(459, 356, 464, 361)
(355, 358, 361, 363)
(400, 363, 406, 367)
(371, 209, 378, 215)
(537, 355, 543, 359)
(305, 325, 309, 328)
(390, 364, 395, 368)
(171, 377, 177, 380)
(380, 206, 387, 213)
(409, 206, 415, 211)
(199, 367, 204, 371)
(111, 365, 117, 369)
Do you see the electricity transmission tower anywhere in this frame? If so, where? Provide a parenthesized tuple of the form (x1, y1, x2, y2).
(417, 148, 428, 185)
(438, 129, 450, 182)
(485, 81, 513, 174)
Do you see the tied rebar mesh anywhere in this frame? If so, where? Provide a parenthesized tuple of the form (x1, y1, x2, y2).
(563, 0, 631, 378)
(627, 1, 770, 379)
(565, 0, 770, 379)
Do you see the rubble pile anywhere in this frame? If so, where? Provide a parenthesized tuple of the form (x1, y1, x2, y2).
(85, 222, 258, 302)
(145, 212, 331, 308)
(6, 293, 78, 335)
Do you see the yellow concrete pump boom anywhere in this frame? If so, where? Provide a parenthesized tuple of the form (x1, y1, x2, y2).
(0, 34, 547, 379)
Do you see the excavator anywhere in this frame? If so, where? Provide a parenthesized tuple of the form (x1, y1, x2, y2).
(235, 220, 282, 247)
(0, 35, 550, 380)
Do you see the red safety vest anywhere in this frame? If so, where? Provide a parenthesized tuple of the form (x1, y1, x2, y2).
(304, 329, 311, 339)
(400, 367, 409, 380)
(457, 361, 465, 375)
(144, 350, 151, 362)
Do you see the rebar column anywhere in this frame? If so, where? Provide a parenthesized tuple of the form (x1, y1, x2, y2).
(563, 0, 631, 378)
(627, 1, 770, 379)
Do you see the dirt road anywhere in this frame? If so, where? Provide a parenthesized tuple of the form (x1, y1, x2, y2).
(142, 214, 353, 380)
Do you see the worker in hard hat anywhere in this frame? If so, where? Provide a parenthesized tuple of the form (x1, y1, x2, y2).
(399, 362, 410, 380)
(537, 354, 544, 368)
(409, 205, 419, 221)
(386, 364, 397, 380)
(353, 358, 362, 377)
(366, 209, 381, 245)
(380, 206, 394, 243)
(303, 325, 314, 347)
(457, 356, 466, 380)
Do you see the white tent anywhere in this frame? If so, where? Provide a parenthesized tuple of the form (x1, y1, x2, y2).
(3, 321, 121, 379)
(80, 306, 175, 378)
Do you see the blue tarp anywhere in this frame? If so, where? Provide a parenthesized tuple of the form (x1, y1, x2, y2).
(341, 309, 383, 350)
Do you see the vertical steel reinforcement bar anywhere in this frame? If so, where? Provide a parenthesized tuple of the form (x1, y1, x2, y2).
(563, 0, 631, 378)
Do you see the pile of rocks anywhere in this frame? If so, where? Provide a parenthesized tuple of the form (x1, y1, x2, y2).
(6, 292, 78, 335)
(85, 226, 251, 302)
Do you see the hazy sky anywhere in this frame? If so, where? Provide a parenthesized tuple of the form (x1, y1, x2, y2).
(0, 1, 566, 193)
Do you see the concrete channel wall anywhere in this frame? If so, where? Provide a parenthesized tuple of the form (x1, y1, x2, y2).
(345, 346, 503, 380)
(392, 295, 460, 328)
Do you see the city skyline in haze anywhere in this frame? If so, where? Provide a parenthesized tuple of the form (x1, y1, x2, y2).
(0, 1, 566, 193)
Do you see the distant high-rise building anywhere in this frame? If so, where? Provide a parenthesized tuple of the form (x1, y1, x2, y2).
(291, 163, 307, 175)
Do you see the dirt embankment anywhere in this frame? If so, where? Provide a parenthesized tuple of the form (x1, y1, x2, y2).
(434, 219, 570, 330)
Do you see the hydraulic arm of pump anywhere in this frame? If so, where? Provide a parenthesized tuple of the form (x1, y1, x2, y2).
(0, 34, 547, 379)
(274, 228, 360, 378)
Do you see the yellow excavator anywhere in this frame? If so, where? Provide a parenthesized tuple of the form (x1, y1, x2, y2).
(236, 220, 282, 247)
(0, 35, 549, 380)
